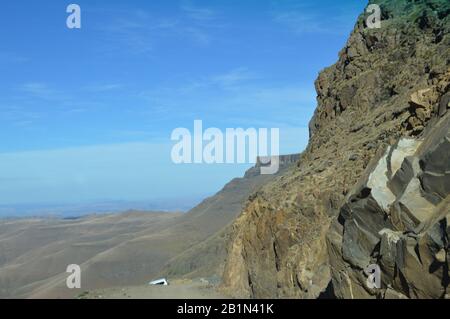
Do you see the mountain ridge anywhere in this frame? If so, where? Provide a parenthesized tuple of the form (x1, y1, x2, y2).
(221, 0, 449, 298)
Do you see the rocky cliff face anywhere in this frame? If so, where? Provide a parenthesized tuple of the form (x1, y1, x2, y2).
(222, 0, 449, 299)
(328, 113, 449, 299)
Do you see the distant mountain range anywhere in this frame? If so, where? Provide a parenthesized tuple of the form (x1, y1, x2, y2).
(0, 197, 205, 218)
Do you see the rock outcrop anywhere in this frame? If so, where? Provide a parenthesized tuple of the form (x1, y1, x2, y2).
(328, 114, 449, 299)
(222, 0, 449, 299)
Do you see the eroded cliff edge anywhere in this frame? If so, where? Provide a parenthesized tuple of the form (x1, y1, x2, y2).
(221, 0, 449, 298)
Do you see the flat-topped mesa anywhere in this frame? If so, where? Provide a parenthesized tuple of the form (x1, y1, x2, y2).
(243, 154, 300, 178)
(255, 154, 301, 167)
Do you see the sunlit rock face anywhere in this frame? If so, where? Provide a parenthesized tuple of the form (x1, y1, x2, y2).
(222, 0, 449, 299)
(328, 113, 449, 299)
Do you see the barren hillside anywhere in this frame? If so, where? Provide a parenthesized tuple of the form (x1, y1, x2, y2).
(0, 156, 298, 298)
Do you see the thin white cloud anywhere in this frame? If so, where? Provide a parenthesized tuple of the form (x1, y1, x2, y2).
(0, 105, 40, 120)
(12, 120, 35, 128)
(0, 52, 30, 64)
(95, 13, 179, 56)
(96, 7, 216, 54)
(180, 67, 259, 92)
(138, 67, 257, 109)
(20, 83, 56, 99)
(138, 67, 316, 129)
(19, 82, 77, 105)
(184, 26, 211, 45)
(11, 84, 100, 122)
(85, 83, 124, 92)
(273, 11, 328, 34)
(0, 105, 43, 128)
(178, 1, 222, 45)
(181, 1, 216, 21)
(271, 1, 362, 36)
(211, 68, 258, 88)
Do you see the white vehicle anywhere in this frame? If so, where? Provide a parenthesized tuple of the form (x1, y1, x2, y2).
(149, 278, 169, 286)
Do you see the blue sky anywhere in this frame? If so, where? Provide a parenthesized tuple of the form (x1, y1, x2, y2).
(0, 0, 366, 209)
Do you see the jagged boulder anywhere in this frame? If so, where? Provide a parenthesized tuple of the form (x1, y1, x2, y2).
(328, 114, 450, 299)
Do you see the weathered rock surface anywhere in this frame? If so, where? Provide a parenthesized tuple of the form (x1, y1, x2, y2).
(328, 114, 449, 299)
(222, 0, 449, 299)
